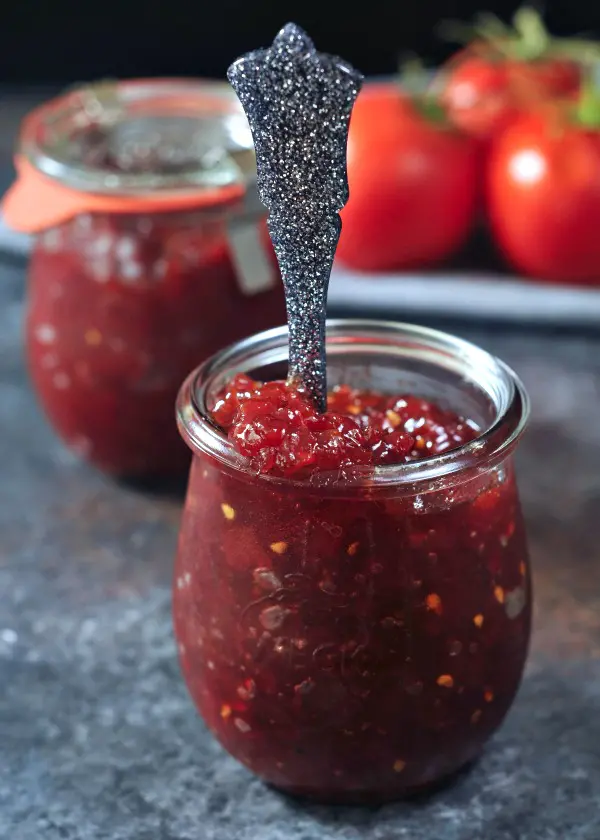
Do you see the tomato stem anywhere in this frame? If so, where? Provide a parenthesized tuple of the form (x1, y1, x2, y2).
(512, 7, 549, 61)
(396, 55, 450, 125)
(397, 54, 428, 94)
(438, 5, 600, 64)
(413, 96, 448, 125)
(575, 75, 600, 128)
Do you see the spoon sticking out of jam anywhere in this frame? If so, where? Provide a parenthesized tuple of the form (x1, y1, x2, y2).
(227, 23, 363, 412)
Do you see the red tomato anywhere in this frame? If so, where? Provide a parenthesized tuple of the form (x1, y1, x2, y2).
(337, 84, 479, 272)
(441, 50, 580, 142)
(487, 110, 600, 284)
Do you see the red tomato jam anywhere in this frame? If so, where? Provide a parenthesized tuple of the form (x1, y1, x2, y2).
(212, 374, 481, 475)
(26, 213, 285, 477)
(174, 376, 531, 802)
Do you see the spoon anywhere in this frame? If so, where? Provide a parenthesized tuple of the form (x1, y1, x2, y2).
(228, 23, 362, 412)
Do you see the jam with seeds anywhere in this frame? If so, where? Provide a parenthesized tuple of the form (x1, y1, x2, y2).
(174, 369, 531, 802)
(26, 213, 284, 477)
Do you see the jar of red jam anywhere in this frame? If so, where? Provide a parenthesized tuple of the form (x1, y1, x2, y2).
(3, 79, 285, 478)
(173, 320, 531, 803)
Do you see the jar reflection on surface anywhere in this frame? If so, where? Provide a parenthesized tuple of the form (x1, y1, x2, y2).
(173, 321, 531, 803)
(27, 208, 283, 477)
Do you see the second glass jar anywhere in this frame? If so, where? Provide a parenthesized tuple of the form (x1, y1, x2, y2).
(6, 80, 286, 478)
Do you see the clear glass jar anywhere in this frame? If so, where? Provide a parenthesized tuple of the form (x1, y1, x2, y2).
(173, 320, 531, 803)
(4, 79, 285, 478)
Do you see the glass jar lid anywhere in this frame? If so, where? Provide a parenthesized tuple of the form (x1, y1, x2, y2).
(20, 78, 254, 195)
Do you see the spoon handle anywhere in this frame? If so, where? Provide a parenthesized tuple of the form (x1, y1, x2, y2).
(228, 23, 362, 411)
(268, 210, 339, 412)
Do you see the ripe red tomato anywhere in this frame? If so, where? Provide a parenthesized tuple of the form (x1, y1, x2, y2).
(487, 109, 600, 284)
(436, 7, 589, 144)
(440, 51, 580, 142)
(337, 84, 479, 272)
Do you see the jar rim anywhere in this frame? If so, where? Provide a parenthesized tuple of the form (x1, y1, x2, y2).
(18, 78, 254, 197)
(176, 319, 530, 492)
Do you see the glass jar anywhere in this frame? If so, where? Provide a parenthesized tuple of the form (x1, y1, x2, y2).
(3, 79, 285, 479)
(173, 320, 531, 803)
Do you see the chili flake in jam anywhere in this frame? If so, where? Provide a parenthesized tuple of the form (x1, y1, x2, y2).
(174, 372, 531, 802)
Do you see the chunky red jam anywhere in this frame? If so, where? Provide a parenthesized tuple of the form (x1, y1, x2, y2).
(174, 378, 530, 801)
(26, 213, 285, 477)
(212, 374, 479, 476)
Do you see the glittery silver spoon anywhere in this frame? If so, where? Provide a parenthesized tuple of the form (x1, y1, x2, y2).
(228, 23, 363, 412)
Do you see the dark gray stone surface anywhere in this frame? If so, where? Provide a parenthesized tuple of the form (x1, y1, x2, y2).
(1, 246, 600, 839)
